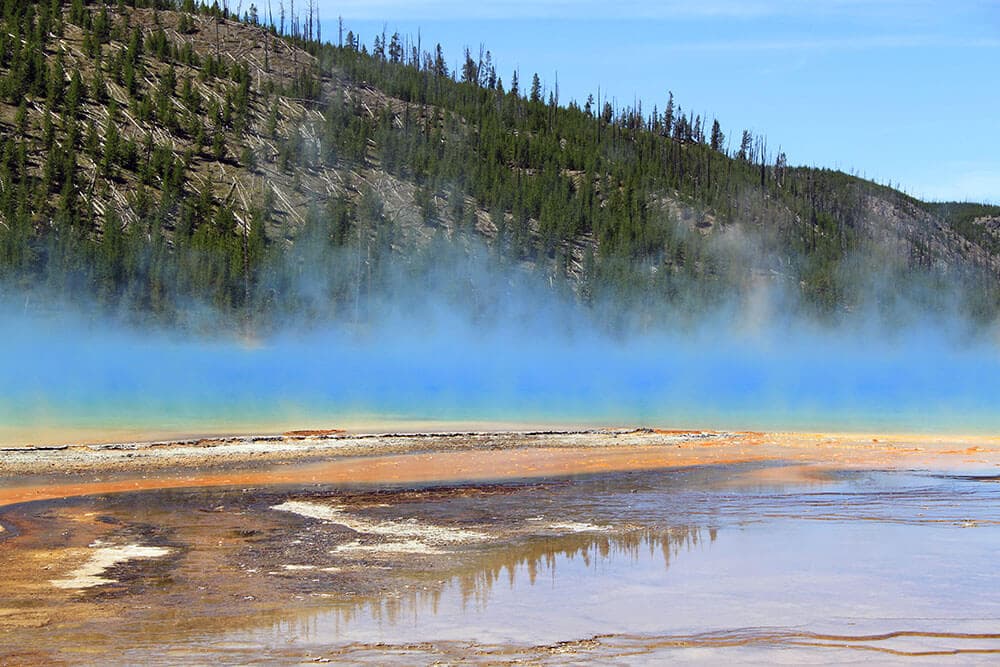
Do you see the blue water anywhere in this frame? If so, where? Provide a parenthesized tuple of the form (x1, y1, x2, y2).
(3, 304, 1000, 441)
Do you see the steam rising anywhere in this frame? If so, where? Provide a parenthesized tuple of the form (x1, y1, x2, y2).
(3, 235, 1000, 446)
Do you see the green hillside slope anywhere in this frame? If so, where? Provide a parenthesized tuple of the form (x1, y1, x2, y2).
(1, 1, 998, 328)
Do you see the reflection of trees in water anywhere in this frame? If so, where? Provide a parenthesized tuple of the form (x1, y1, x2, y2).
(457, 526, 712, 608)
(334, 525, 714, 629)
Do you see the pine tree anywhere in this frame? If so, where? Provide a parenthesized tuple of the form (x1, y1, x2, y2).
(663, 91, 674, 136)
(737, 130, 752, 161)
(710, 119, 724, 152)
(529, 73, 541, 103)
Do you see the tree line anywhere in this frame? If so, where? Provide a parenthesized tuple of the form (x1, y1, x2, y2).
(0, 0, 998, 331)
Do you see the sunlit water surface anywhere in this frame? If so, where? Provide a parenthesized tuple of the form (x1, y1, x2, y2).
(191, 468, 1000, 663)
(5, 310, 1000, 443)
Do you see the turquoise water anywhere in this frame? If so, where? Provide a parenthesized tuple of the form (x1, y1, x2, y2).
(4, 309, 1000, 442)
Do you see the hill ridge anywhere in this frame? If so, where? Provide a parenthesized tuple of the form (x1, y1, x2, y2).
(1, 1, 998, 327)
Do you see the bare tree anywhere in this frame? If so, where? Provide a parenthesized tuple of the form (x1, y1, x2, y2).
(215, 2, 222, 60)
(263, 0, 273, 72)
(315, 1, 320, 42)
(307, 0, 315, 41)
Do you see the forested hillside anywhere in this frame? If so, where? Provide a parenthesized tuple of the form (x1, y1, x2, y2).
(1, 0, 998, 329)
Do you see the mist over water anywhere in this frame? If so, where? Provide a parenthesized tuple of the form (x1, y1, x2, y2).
(3, 239, 1000, 444)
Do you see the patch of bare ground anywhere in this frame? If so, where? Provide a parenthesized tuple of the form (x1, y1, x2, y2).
(1, 436, 997, 664)
(1, 430, 998, 512)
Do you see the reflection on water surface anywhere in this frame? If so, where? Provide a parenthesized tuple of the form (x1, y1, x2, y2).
(2, 463, 999, 664)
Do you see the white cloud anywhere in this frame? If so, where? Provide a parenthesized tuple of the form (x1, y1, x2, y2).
(315, 0, 936, 21)
(642, 35, 1000, 53)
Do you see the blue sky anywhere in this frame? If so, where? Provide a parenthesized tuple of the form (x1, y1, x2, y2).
(306, 1, 999, 203)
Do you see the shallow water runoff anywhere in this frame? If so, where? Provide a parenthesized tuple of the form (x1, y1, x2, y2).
(1, 461, 999, 664)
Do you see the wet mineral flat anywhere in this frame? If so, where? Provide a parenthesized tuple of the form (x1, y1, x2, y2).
(0, 433, 998, 664)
